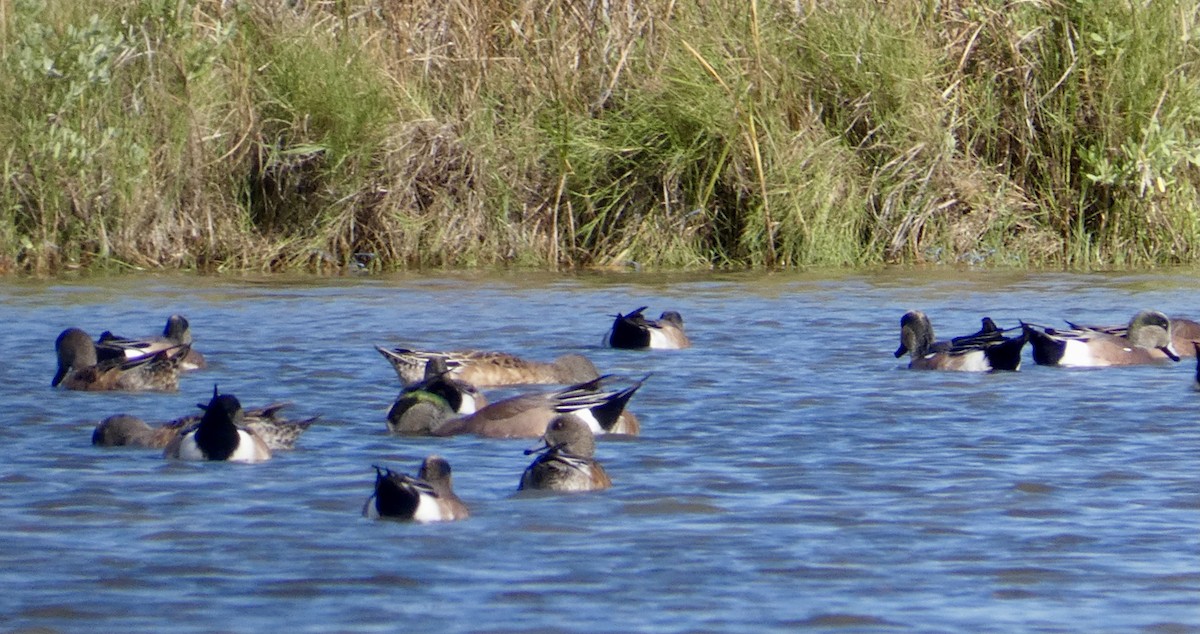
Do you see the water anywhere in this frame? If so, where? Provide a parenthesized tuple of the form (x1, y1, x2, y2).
(1, 270, 1197, 633)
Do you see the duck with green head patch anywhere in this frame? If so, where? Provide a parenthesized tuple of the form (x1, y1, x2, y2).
(1024, 310, 1180, 367)
(386, 358, 487, 434)
(1063, 315, 1200, 359)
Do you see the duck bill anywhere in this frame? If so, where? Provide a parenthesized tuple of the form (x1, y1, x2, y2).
(1161, 343, 1181, 362)
(523, 438, 551, 456)
(894, 343, 908, 358)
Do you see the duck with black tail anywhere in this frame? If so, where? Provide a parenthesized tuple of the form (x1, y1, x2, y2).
(164, 386, 272, 463)
(363, 456, 469, 522)
(605, 306, 691, 350)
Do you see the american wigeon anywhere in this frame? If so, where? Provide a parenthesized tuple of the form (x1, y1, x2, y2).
(431, 375, 644, 439)
(94, 403, 315, 450)
(1024, 310, 1181, 367)
(894, 311, 1025, 371)
(97, 314, 206, 370)
(163, 388, 272, 462)
(605, 306, 691, 349)
(363, 456, 469, 522)
(1065, 315, 1200, 358)
(1173, 318, 1200, 356)
(386, 393, 455, 435)
(386, 358, 488, 434)
(376, 346, 600, 387)
(518, 415, 612, 492)
(54, 327, 189, 391)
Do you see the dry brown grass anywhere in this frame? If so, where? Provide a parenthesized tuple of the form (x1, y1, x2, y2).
(0, 0, 1197, 273)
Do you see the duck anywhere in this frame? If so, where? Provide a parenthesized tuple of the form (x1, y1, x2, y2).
(53, 327, 189, 391)
(1063, 315, 1200, 358)
(96, 314, 206, 370)
(518, 415, 612, 493)
(894, 311, 1025, 371)
(1171, 317, 1200, 356)
(92, 414, 181, 449)
(163, 388, 272, 463)
(605, 306, 691, 349)
(375, 346, 600, 387)
(1023, 310, 1181, 367)
(386, 358, 488, 434)
(94, 401, 316, 451)
(386, 392, 456, 435)
(192, 402, 315, 450)
(94, 402, 316, 450)
(431, 375, 644, 439)
(363, 456, 469, 522)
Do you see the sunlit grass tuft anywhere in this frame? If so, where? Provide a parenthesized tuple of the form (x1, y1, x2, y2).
(0, 0, 1197, 273)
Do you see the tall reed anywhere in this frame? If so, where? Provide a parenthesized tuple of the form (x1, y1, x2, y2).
(1, 0, 1197, 273)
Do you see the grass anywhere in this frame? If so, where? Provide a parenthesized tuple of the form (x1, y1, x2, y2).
(0, 0, 1198, 273)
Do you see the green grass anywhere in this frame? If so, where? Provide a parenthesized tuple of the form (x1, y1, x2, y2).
(1, 0, 1198, 273)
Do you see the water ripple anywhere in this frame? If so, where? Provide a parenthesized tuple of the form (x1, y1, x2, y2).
(0, 271, 1197, 632)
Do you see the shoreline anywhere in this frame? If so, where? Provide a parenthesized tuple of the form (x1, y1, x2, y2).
(4, 1, 1198, 274)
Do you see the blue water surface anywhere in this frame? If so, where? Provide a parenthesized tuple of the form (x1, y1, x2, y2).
(0, 269, 1197, 633)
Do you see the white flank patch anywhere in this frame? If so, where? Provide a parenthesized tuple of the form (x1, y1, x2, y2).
(362, 495, 380, 519)
(227, 431, 269, 463)
(411, 495, 447, 523)
(647, 329, 673, 349)
(954, 351, 992, 372)
(457, 395, 478, 415)
(176, 434, 206, 461)
(572, 409, 605, 434)
(1058, 339, 1109, 367)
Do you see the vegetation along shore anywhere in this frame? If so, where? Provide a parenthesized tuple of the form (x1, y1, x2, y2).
(2, 0, 1198, 273)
